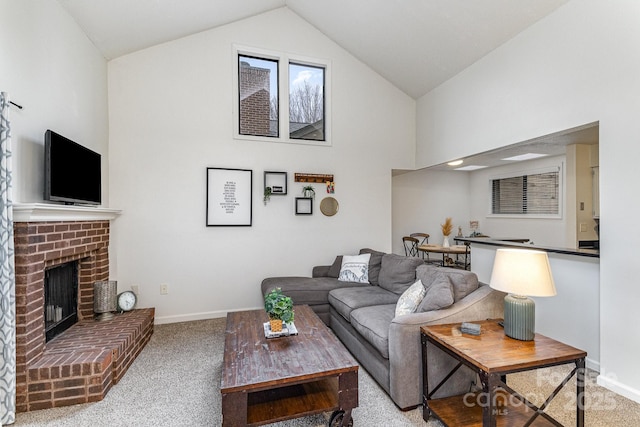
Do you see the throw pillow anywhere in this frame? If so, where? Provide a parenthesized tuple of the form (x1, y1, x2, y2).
(359, 248, 385, 286)
(378, 254, 424, 295)
(418, 273, 455, 312)
(395, 279, 427, 317)
(338, 253, 371, 283)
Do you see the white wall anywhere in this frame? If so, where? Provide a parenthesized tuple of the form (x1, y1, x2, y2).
(0, 0, 109, 205)
(392, 154, 568, 255)
(467, 155, 567, 247)
(392, 169, 470, 255)
(107, 8, 416, 323)
(415, 0, 640, 403)
(471, 244, 600, 370)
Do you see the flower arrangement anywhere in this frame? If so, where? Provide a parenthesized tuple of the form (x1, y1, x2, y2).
(264, 288, 294, 332)
(441, 217, 453, 236)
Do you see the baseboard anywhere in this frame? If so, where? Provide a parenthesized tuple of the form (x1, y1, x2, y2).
(586, 357, 600, 373)
(154, 306, 262, 324)
(597, 374, 640, 404)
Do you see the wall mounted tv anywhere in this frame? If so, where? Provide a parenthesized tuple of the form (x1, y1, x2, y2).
(44, 129, 101, 205)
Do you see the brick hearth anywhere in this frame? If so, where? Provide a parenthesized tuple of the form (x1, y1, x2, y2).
(13, 219, 154, 412)
(26, 309, 154, 411)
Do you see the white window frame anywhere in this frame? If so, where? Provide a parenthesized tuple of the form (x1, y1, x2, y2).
(487, 165, 563, 219)
(232, 44, 332, 146)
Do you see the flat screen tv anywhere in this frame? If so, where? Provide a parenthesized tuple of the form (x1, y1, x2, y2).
(44, 129, 101, 205)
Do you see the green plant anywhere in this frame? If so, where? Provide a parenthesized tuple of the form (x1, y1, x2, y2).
(263, 187, 272, 205)
(264, 288, 295, 323)
(302, 185, 315, 199)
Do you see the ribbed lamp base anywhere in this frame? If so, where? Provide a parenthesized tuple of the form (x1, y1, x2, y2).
(504, 294, 535, 341)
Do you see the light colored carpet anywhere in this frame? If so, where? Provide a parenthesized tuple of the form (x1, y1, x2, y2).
(12, 317, 640, 426)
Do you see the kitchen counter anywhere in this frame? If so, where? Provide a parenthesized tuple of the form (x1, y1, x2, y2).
(456, 237, 599, 258)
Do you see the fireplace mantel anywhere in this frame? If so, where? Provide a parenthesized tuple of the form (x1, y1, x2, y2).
(13, 203, 121, 222)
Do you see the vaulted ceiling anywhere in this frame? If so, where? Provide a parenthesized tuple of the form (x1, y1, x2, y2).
(57, 0, 569, 99)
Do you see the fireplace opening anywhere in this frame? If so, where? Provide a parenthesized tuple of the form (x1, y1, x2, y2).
(44, 262, 78, 342)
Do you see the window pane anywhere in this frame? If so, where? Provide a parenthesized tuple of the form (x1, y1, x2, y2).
(491, 171, 559, 215)
(289, 63, 325, 141)
(525, 172, 559, 214)
(492, 176, 524, 214)
(239, 55, 278, 137)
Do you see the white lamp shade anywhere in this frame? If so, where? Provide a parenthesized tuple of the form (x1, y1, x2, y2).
(489, 248, 556, 297)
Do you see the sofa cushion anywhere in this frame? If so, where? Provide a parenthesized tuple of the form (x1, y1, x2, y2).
(415, 264, 445, 288)
(338, 253, 371, 283)
(415, 264, 479, 302)
(378, 254, 424, 295)
(261, 276, 368, 306)
(329, 286, 399, 322)
(349, 304, 396, 359)
(395, 279, 426, 317)
(359, 248, 385, 286)
(417, 272, 454, 312)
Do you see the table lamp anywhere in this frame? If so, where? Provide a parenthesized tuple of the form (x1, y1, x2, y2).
(489, 248, 556, 341)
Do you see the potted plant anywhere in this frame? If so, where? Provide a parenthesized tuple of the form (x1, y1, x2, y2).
(263, 187, 272, 205)
(264, 288, 294, 332)
(302, 185, 315, 199)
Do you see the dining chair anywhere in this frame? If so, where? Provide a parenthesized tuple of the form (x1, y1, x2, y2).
(402, 236, 420, 257)
(410, 232, 431, 262)
(410, 233, 429, 245)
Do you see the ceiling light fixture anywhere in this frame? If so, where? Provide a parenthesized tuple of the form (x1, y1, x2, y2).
(447, 160, 463, 166)
(502, 153, 548, 162)
(455, 165, 487, 171)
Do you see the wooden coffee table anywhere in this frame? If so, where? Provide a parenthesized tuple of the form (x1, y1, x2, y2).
(220, 305, 358, 426)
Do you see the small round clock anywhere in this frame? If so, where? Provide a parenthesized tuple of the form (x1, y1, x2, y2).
(117, 291, 137, 312)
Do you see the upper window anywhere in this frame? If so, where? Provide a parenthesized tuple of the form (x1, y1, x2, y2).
(288, 63, 325, 141)
(238, 55, 278, 138)
(490, 168, 560, 216)
(235, 46, 330, 145)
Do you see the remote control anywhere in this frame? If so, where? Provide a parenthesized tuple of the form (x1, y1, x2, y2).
(460, 322, 481, 335)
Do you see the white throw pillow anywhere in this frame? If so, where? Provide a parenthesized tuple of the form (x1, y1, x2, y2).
(338, 253, 371, 283)
(395, 279, 427, 317)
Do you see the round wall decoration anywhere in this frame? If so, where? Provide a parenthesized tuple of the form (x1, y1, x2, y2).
(320, 197, 339, 216)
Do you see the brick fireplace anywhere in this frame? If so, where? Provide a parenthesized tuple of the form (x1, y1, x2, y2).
(12, 205, 154, 412)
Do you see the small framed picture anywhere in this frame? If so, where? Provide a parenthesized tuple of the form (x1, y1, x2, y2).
(295, 197, 313, 215)
(264, 171, 287, 195)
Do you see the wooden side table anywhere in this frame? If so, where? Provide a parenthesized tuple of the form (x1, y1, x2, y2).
(421, 320, 586, 426)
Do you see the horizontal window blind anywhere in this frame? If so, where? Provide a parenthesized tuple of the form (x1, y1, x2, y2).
(491, 170, 559, 215)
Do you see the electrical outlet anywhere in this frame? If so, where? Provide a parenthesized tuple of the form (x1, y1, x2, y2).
(580, 223, 587, 232)
(131, 284, 139, 295)
(160, 284, 168, 295)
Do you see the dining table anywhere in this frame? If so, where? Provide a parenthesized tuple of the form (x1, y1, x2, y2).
(418, 243, 470, 270)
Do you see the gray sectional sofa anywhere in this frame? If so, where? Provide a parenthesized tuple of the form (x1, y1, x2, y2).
(260, 248, 505, 410)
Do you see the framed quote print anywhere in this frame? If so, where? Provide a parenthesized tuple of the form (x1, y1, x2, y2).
(206, 167, 252, 226)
